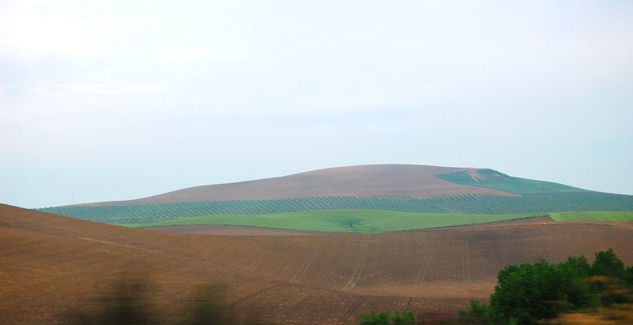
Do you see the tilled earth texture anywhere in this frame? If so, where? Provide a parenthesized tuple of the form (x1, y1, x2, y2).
(2, 204, 632, 324)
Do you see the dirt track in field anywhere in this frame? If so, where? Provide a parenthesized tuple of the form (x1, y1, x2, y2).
(2, 204, 633, 324)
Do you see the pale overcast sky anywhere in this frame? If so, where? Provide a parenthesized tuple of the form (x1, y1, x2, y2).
(1, 1, 632, 208)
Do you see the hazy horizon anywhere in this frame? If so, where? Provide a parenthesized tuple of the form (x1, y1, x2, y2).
(2, 1, 632, 208)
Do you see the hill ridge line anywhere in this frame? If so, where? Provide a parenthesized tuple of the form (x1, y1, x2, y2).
(67, 164, 514, 207)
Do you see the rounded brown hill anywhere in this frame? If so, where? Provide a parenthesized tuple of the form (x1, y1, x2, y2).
(79, 164, 515, 206)
(3, 204, 633, 324)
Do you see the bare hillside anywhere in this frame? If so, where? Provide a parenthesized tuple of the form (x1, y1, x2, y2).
(78, 164, 514, 206)
(2, 204, 632, 324)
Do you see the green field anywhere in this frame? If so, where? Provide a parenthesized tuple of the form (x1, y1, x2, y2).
(435, 169, 586, 194)
(133, 210, 544, 233)
(38, 192, 633, 225)
(549, 211, 633, 222)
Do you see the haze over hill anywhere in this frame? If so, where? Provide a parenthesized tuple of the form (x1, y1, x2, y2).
(76, 165, 562, 207)
(3, 1, 632, 210)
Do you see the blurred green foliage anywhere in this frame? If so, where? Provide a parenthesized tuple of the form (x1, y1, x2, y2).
(459, 249, 633, 325)
(359, 310, 423, 325)
(59, 275, 272, 325)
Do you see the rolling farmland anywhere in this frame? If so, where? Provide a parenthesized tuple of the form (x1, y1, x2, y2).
(14, 165, 633, 323)
(68, 165, 515, 206)
(37, 165, 633, 229)
(3, 204, 633, 324)
(40, 192, 633, 227)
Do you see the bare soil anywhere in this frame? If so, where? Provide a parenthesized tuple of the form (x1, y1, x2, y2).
(2, 204, 632, 324)
(76, 164, 515, 206)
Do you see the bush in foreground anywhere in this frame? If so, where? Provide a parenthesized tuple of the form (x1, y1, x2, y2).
(359, 310, 424, 325)
(361, 249, 632, 324)
(458, 249, 633, 325)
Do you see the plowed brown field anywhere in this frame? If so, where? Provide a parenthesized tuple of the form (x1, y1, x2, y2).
(2, 204, 632, 324)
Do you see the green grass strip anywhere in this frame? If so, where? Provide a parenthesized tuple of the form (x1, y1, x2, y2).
(130, 209, 543, 233)
(548, 211, 633, 222)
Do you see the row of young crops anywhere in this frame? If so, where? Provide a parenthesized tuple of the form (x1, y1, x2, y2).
(39, 191, 633, 225)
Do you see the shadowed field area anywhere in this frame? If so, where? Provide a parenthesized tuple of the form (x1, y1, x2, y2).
(2, 204, 633, 324)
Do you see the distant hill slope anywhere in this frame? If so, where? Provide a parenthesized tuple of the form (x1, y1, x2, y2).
(435, 169, 585, 194)
(41, 193, 633, 225)
(38, 164, 633, 226)
(73, 165, 515, 206)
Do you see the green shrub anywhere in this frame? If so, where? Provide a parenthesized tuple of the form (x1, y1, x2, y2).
(460, 249, 631, 325)
(458, 300, 503, 325)
(359, 310, 423, 325)
(591, 248, 627, 279)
